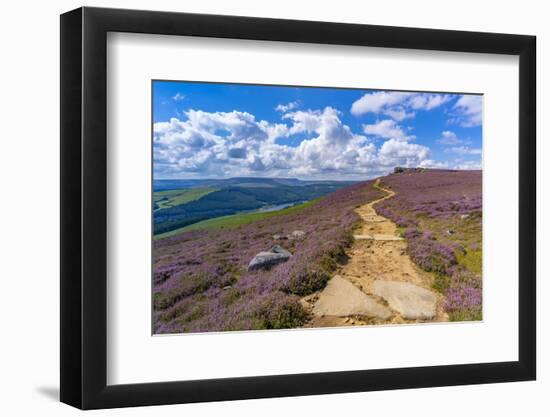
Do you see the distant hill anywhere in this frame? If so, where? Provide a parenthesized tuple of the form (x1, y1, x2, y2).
(153, 177, 358, 235)
(153, 177, 356, 192)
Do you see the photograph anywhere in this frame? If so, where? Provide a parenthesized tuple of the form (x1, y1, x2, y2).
(152, 81, 483, 334)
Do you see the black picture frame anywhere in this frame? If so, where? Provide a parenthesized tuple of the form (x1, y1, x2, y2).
(60, 6, 536, 410)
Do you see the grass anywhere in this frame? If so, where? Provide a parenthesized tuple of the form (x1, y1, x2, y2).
(431, 272, 452, 293)
(456, 249, 482, 275)
(154, 197, 322, 240)
(448, 308, 482, 322)
(420, 211, 481, 246)
(153, 187, 218, 210)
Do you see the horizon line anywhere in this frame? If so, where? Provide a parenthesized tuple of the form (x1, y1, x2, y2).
(153, 168, 481, 182)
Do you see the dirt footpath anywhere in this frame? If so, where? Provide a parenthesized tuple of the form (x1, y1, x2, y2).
(303, 179, 448, 328)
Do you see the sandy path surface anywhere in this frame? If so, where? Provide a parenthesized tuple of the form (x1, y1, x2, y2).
(303, 180, 448, 328)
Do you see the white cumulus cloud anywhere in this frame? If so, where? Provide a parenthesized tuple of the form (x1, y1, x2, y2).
(447, 146, 482, 155)
(362, 119, 412, 141)
(275, 101, 300, 112)
(409, 94, 451, 110)
(419, 159, 450, 169)
(153, 106, 438, 180)
(378, 138, 431, 167)
(351, 91, 412, 116)
(454, 160, 482, 170)
(172, 92, 185, 101)
(350, 91, 451, 120)
(449, 95, 483, 127)
(437, 130, 463, 146)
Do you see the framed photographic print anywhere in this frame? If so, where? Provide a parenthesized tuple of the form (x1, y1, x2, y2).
(60, 6, 536, 409)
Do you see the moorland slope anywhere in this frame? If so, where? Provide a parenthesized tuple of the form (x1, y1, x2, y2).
(153, 169, 482, 334)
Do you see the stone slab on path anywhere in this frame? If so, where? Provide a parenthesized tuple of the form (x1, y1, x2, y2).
(354, 234, 404, 241)
(362, 216, 387, 222)
(373, 280, 437, 320)
(313, 276, 392, 320)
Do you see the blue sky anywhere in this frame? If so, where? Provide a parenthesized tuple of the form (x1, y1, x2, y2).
(153, 80, 482, 180)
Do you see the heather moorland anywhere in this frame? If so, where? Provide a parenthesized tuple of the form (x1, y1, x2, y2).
(153, 168, 482, 334)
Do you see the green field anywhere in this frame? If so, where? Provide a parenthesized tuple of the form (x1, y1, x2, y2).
(154, 197, 321, 240)
(153, 187, 218, 210)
